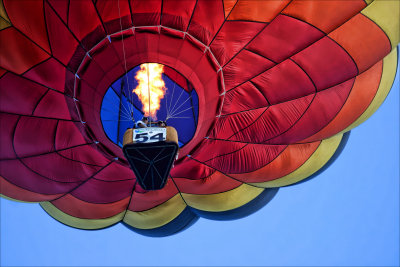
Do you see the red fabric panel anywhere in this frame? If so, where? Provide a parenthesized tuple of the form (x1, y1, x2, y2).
(57, 144, 110, 167)
(210, 21, 265, 66)
(173, 171, 242, 194)
(96, 0, 132, 34)
(91, 39, 123, 74)
(170, 156, 215, 179)
(33, 90, 73, 120)
(4, 0, 50, 53)
(267, 78, 354, 144)
(128, 180, 179, 211)
(164, 66, 189, 92)
(94, 162, 135, 182)
(329, 14, 391, 73)
(158, 30, 186, 67)
(51, 194, 129, 219)
(45, 2, 80, 66)
(47, 0, 68, 23)
(210, 108, 266, 140)
(192, 139, 248, 162)
(20, 153, 102, 183)
(187, 0, 225, 45)
(222, 82, 270, 114)
(194, 142, 286, 174)
(23, 58, 70, 93)
(251, 59, 315, 105)
(0, 73, 48, 116)
(291, 36, 358, 91)
(246, 14, 324, 63)
(230, 141, 320, 182)
(0, 68, 7, 78)
(161, 0, 196, 32)
(0, 27, 49, 74)
(228, 95, 314, 143)
(0, 159, 80, 194)
(67, 0, 105, 43)
(0, 113, 19, 159)
(13, 117, 57, 158)
(55, 121, 87, 150)
(130, 0, 162, 26)
(0, 176, 63, 202)
(70, 178, 134, 204)
(223, 49, 275, 91)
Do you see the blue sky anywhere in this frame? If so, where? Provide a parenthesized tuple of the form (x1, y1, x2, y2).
(1, 60, 398, 266)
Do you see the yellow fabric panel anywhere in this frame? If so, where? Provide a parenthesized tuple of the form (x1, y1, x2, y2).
(364, 0, 374, 5)
(342, 48, 398, 132)
(0, 194, 36, 203)
(361, 0, 400, 48)
(0, 16, 11, 30)
(0, 0, 10, 22)
(40, 202, 125, 230)
(123, 194, 186, 229)
(223, 0, 237, 18)
(250, 134, 343, 188)
(181, 183, 264, 212)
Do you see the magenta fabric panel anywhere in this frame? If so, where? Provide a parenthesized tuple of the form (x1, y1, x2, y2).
(46, 0, 68, 22)
(13, 117, 57, 158)
(0, 113, 19, 159)
(267, 78, 354, 144)
(55, 121, 88, 150)
(95, 0, 132, 34)
(210, 21, 266, 66)
(20, 153, 102, 183)
(23, 58, 70, 94)
(222, 82, 270, 115)
(93, 162, 135, 182)
(229, 94, 314, 143)
(210, 108, 267, 140)
(251, 59, 316, 105)
(187, 0, 225, 45)
(70, 178, 135, 204)
(57, 144, 110, 167)
(223, 49, 275, 91)
(0, 73, 48, 116)
(0, 159, 80, 194)
(246, 14, 324, 63)
(161, 0, 197, 31)
(291, 36, 358, 91)
(33, 90, 73, 120)
(45, 2, 80, 66)
(130, 0, 162, 26)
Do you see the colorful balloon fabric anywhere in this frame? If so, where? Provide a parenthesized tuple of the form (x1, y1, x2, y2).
(0, 0, 398, 236)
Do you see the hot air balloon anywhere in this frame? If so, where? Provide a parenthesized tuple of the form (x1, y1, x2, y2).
(0, 0, 398, 236)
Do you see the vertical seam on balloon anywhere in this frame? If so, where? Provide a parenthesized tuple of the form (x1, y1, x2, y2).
(289, 58, 318, 93)
(43, 1, 53, 56)
(249, 80, 271, 106)
(47, 161, 113, 203)
(207, 0, 239, 46)
(127, 0, 134, 27)
(91, 0, 107, 35)
(220, 0, 294, 69)
(160, 0, 164, 26)
(185, 0, 198, 33)
(325, 35, 359, 76)
(66, 0, 70, 26)
(30, 88, 50, 116)
(169, 175, 190, 207)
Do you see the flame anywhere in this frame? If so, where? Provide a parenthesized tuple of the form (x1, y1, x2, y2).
(133, 63, 166, 119)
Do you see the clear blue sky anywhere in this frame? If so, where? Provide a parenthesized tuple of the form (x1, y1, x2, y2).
(1, 59, 398, 267)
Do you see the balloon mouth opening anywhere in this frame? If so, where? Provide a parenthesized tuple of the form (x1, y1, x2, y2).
(100, 63, 199, 148)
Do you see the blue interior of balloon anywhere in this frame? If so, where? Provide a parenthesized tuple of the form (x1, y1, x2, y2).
(100, 65, 199, 148)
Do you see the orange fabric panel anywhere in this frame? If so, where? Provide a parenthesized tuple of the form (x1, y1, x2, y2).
(173, 171, 243, 194)
(3, 0, 50, 53)
(282, 0, 366, 33)
(223, 0, 237, 18)
(329, 14, 391, 73)
(301, 60, 383, 142)
(228, 0, 290, 22)
(128, 180, 179, 211)
(229, 141, 320, 182)
(0, 176, 63, 202)
(0, 27, 49, 74)
(51, 194, 129, 219)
